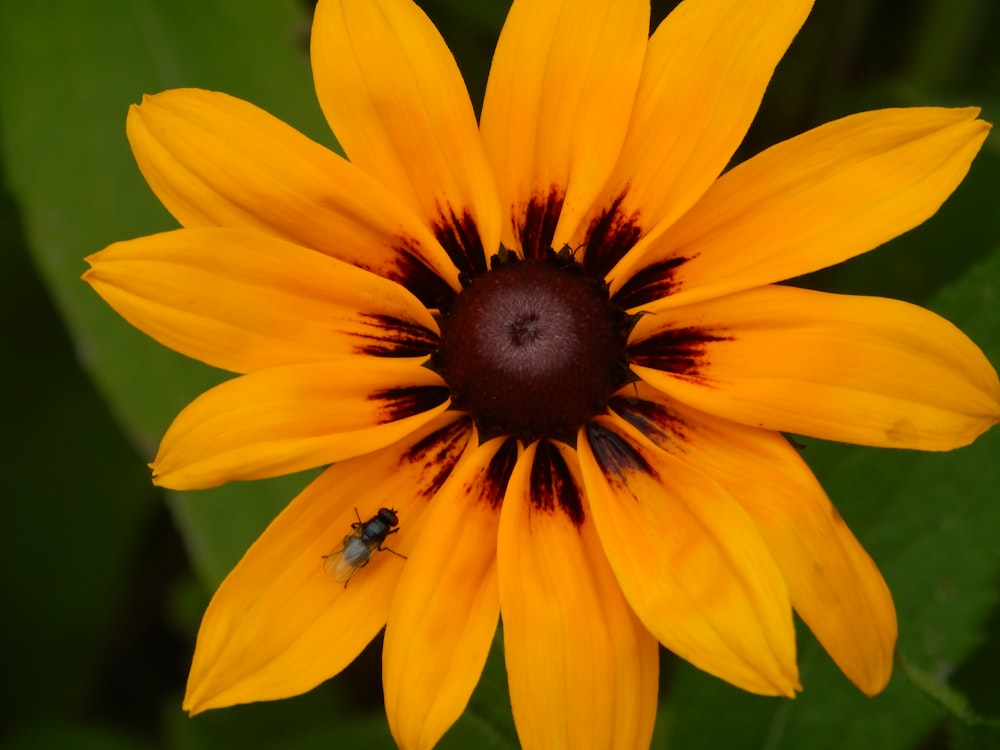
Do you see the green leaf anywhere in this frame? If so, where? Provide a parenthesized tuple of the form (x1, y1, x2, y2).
(4, 722, 155, 750)
(905, 0, 992, 91)
(0, 0, 332, 586)
(0, 169, 160, 736)
(164, 688, 397, 750)
(900, 656, 983, 724)
(901, 655, 1000, 750)
(660, 247, 1000, 750)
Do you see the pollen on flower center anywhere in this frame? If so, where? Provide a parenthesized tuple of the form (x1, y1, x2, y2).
(435, 253, 632, 444)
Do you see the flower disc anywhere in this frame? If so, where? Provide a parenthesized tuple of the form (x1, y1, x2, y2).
(436, 257, 630, 443)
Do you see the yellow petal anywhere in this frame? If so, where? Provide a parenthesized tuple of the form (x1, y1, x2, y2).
(630, 284, 1000, 450)
(83, 227, 438, 373)
(479, 0, 648, 257)
(612, 386, 896, 695)
(127, 88, 459, 304)
(612, 107, 989, 306)
(311, 0, 500, 278)
(183, 413, 472, 713)
(152, 359, 450, 489)
(575, 0, 813, 278)
(497, 441, 658, 750)
(578, 414, 799, 696)
(383, 435, 517, 750)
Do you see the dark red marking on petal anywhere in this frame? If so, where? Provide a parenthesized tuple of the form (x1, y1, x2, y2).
(529, 440, 584, 526)
(432, 206, 488, 279)
(628, 327, 731, 377)
(354, 314, 439, 358)
(516, 188, 565, 261)
(582, 191, 643, 280)
(401, 415, 474, 499)
(390, 240, 458, 310)
(371, 385, 450, 423)
(612, 256, 690, 309)
(584, 423, 654, 485)
(482, 438, 519, 509)
(610, 395, 688, 452)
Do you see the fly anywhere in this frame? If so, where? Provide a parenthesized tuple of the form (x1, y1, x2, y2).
(323, 507, 406, 586)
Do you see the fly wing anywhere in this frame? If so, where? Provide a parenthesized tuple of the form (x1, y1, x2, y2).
(324, 534, 372, 582)
(322, 543, 345, 577)
(329, 554, 359, 583)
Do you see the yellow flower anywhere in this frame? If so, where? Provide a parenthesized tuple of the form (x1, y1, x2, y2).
(83, 0, 999, 747)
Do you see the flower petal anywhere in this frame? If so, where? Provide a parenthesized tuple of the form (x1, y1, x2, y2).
(612, 107, 989, 306)
(183, 413, 472, 713)
(578, 415, 799, 696)
(576, 0, 813, 278)
(84, 227, 439, 373)
(127, 88, 459, 305)
(629, 284, 1000, 450)
(478, 0, 648, 257)
(311, 0, 500, 278)
(152, 359, 450, 489)
(383, 435, 517, 750)
(612, 386, 896, 695)
(497, 441, 658, 750)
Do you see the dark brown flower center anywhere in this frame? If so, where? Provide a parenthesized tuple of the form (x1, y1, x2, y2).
(434, 252, 633, 444)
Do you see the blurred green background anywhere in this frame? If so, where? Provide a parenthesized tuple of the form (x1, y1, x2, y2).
(1, 0, 999, 748)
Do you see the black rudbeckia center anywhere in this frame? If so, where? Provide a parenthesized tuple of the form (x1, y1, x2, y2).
(435, 253, 633, 444)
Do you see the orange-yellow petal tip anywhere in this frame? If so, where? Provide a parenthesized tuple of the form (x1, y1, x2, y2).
(859, 674, 891, 698)
(946, 104, 984, 124)
(81, 252, 101, 279)
(148, 461, 167, 486)
(181, 696, 202, 716)
(182, 673, 232, 716)
(771, 668, 802, 699)
(979, 378, 1000, 428)
(128, 93, 163, 123)
(182, 678, 223, 716)
(968, 115, 992, 145)
(149, 463, 187, 490)
(850, 643, 894, 697)
(970, 116, 992, 144)
(126, 100, 145, 123)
